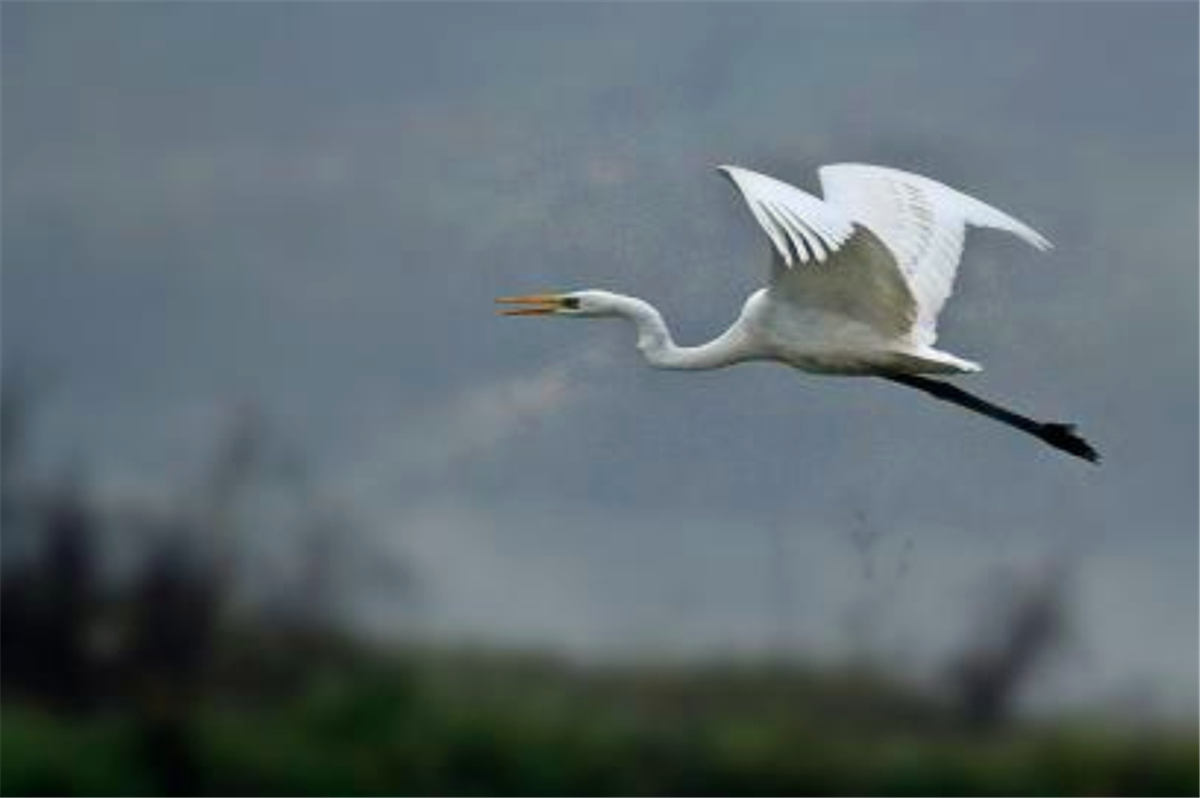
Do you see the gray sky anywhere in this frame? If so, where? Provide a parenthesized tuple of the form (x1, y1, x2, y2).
(3, 3, 1196, 716)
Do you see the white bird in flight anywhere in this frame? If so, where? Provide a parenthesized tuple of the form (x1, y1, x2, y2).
(498, 163, 1098, 463)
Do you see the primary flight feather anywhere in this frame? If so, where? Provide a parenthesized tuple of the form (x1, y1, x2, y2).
(498, 163, 1097, 463)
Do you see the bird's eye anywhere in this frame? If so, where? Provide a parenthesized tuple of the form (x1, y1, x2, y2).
(561, 297, 581, 310)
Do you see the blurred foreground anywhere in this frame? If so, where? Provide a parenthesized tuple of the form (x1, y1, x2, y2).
(5, 644, 1198, 796)
(5, 648, 1197, 796)
(1, 381, 1196, 796)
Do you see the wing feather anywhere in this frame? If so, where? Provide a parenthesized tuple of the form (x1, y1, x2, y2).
(760, 201, 804, 263)
(718, 165, 854, 267)
(748, 198, 794, 266)
(770, 200, 825, 263)
(718, 164, 917, 337)
(818, 163, 1050, 345)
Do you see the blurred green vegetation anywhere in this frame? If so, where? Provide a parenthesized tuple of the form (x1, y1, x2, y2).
(3, 646, 1196, 796)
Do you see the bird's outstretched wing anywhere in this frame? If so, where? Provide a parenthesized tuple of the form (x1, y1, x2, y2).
(718, 165, 918, 339)
(717, 165, 856, 266)
(818, 163, 1051, 344)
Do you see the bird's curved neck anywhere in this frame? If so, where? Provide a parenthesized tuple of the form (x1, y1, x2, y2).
(614, 295, 748, 371)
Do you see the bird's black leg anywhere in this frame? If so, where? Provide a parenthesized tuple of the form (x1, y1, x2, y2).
(881, 374, 1100, 464)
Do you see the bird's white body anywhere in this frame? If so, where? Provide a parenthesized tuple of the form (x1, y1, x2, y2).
(734, 288, 980, 375)
(599, 288, 976, 377)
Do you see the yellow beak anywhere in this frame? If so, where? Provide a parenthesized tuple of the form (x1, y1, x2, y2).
(495, 293, 564, 316)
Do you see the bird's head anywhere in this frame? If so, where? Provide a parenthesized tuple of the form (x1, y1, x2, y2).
(496, 290, 624, 319)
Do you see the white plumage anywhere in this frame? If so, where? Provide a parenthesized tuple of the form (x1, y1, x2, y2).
(719, 163, 1051, 350)
(815, 164, 1051, 344)
(499, 163, 1097, 462)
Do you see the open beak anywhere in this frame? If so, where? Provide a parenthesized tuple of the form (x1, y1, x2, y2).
(495, 293, 564, 316)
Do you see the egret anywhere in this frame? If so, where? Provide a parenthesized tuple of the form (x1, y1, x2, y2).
(498, 163, 1098, 463)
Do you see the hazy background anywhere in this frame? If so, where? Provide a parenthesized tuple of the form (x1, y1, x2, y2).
(4, 0, 1196, 730)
